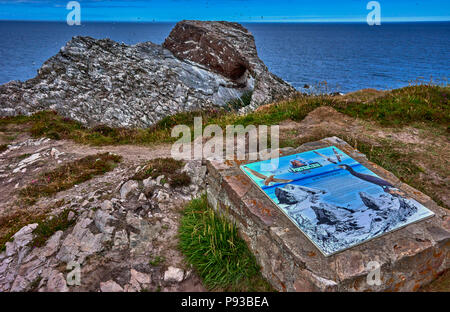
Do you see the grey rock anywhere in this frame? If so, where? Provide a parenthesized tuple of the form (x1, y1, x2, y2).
(113, 230, 129, 250)
(142, 177, 156, 188)
(120, 180, 139, 199)
(163, 266, 184, 283)
(94, 210, 116, 234)
(138, 193, 147, 202)
(67, 211, 76, 222)
(45, 269, 69, 292)
(100, 280, 124, 292)
(56, 218, 105, 264)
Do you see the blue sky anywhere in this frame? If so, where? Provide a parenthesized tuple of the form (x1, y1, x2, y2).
(0, 0, 449, 22)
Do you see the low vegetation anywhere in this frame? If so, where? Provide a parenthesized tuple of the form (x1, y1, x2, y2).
(19, 152, 122, 204)
(148, 255, 165, 266)
(334, 85, 449, 126)
(225, 90, 253, 111)
(132, 157, 191, 187)
(31, 209, 75, 248)
(0, 210, 45, 252)
(0, 208, 75, 252)
(178, 195, 273, 291)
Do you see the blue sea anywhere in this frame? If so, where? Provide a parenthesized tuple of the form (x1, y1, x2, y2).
(0, 21, 448, 93)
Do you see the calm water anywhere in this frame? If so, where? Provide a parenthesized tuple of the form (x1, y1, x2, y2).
(0, 21, 449, 92)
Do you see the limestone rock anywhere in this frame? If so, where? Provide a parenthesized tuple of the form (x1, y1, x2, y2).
(56, 218, 105, 264)
(113, 230, 129, 250)
(100, 280, 124, 292)
(94, 210, 116, 234)
(163, 266, 184, 283)
(120, 180, 138, 199)
(45, 269, 69, 292)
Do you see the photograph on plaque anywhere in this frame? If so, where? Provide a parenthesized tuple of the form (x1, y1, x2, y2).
(240, 146, 435, 256)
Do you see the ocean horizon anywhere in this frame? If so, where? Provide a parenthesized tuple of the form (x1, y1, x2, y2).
(1, 21, 449, 93)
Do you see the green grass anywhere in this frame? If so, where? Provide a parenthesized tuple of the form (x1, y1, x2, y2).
(178, 195, 273, 291)
(333, 85, 450, 126)
(0, 211, 44, 252)
(19, 152, 122, 204)
(0, 208, 75, 252)
(148, 255, 165, 266)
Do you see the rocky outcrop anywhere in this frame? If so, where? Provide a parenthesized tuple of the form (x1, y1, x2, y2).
(0, 21, 296, 128)
(164, 20, 296, 110)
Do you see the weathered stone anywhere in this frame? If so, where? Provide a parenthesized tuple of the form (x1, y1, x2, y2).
(100, 280, 124, 292)
(113, 230, 129, 250)
(56, 218, 105, 264)
(100, 200, 114, 211)
(138, 193, 147, 202)
(164, 266, 184, 283)
(164, 20, 296, 110)
(94, 210, 116, 234)
(130, 269, 151, 286)
(45, 269, 69, 292)
(41, 230, 63, 257)
(120, 180, 138, 199)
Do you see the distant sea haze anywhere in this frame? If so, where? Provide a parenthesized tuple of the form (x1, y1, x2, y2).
(0, 21, 448, 93)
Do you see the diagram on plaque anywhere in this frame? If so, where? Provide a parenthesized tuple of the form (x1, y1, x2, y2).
(241, 146, 434, 256)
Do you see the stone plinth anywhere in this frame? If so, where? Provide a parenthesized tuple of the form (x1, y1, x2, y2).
(206, 137, 450, 291)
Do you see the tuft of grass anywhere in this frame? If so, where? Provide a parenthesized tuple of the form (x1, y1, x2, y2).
(178, 195, 273, 291)
(19, 152, 122, 204)
(132, 157, 191, 188)
(0, 144, 7, 153)
(148, 255, 165, 266)
(31, 209, 75, 247)
(133, 158, 184, 180)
